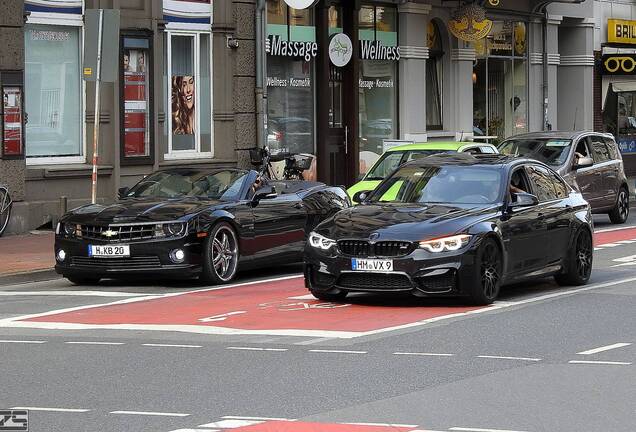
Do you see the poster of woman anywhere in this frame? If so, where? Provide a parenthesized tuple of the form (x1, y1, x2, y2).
(172, 75, 195, 135)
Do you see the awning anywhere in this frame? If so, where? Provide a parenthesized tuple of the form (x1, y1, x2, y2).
(611, 82, 636, 93)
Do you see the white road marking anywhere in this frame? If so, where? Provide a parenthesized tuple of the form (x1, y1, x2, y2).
(12, 406, 89, 413)
(287, 294, 317, 300)
(594, 247, 603, 251)
(199, 311, 247, 322)
(221, 416, 295, 421)
(449, 428, 529, 432)
(568, 360, 632, 365)
(168, 429, 219, 432)
(477, 355, 542, 362)
(142, 343, 202, 348)
(0, 340, 46, 344)
(110, 410, 190, 417)
(577, 342, 632, 355)
(226, 346, 288, 352)
(199, 419, 263, 428)
(294, 337, 336, 345)
(65, 341, 125, 346)
(0, 291, 147, 297)
(616, 240, 636, 244)
(309, 349, 367, 354)
(598, 243, 620, 248)
(345, 422, 418, 427)
(594, 225, 636, 233)
(393, 352, 455, 357)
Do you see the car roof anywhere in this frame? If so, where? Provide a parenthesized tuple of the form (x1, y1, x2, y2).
(387, 141, 478, 152)
(401, 153, 538, 169)
(501, 130, 613, 141)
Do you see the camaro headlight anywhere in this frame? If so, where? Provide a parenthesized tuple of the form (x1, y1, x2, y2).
(156, 222, 186, 238)
(309, 231, 336, 251)
(419, 234, 472, 253)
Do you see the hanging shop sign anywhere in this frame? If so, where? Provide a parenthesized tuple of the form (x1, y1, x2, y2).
(267, 35, 318, 62)
(448, 4, 492, 42)
(360, 40, 400, 61)
(284, 0, 318, 9)
(602, 54, 636, 75)
(608, 19, 636, 45)
(329, 33, 353, 67)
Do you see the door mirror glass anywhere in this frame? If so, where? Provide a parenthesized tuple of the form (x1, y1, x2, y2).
(510, 192, 539, 209)
(118, 187, 130, 199)
(574, 156, 594, 170)
(352, 190, 371, 204)
(253, 185, 278, 201)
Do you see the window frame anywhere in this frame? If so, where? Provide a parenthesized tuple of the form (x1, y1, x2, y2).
(24, 16, 85, 166)
(120, 31, 154, 166)
(589, 135, 611, 164)
(164, 30, 214, 160)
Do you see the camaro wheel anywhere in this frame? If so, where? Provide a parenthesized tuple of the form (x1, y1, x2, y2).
(201, 222, 240, 284)
(309, 289, 348, 302)
(609, 187, 629, 224)
(469, 238, 502, 305)
(66, 276, 100, 285)
(555, 229, 593, 286)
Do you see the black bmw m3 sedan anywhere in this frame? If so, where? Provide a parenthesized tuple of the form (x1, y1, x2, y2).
(305, 154, 594, 305)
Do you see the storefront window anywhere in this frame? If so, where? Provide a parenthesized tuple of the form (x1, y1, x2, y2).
(266, 0, 316, 155)
(25, 24, 82, 160)
(121, 37, 151, 161)
(604, 86, 636, 156)
(358, 5, 399, 175)
(472, 21, 528, 142)
(427, 21, 444, 130)
(166, 32, 213, 157)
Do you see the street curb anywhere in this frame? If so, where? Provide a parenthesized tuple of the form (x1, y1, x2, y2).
(0, 269, 59, 287)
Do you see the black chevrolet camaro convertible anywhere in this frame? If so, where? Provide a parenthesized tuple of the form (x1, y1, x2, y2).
(55, 168, 349, 284)
(305, 154, 594, 305)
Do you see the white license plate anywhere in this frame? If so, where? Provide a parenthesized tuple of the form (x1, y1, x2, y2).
(351, 258, 393, 272)
(88, 245, 130, 258)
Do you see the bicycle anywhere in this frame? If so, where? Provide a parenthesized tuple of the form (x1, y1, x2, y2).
(250, 147, 313, 181)
(0, 184, 12, 237)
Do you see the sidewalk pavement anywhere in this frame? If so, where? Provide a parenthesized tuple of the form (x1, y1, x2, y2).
(0, 231, 54, 277)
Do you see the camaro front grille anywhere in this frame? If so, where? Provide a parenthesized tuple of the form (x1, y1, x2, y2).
(79, 224, 157, 243)
(337, 273, 413, 291)
(337, 240, 414, 258)
(70, 256, 162, 270)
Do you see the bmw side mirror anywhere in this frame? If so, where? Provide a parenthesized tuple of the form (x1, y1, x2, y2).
(510, 192, 539, 209)
(352, 190, 371, 204)
(574, 156, 594, 170)
(118, 187, 129, 200)
(253, 185, 278, 201)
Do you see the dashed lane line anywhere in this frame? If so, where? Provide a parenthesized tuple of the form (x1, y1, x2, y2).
(476, 355, 542, 362)
(449, 428, 529, 432)
(142, 343, 202, 348)
(577, 342, 632, 355)
(221, 416, 296, 421)
(11, 406, 90, 413)
(345, 422, 419, 427)
(309, 349, 368, 354)
(568, 360, 632, 366)
(65, 341, 125, 346)
(393, 352, 455, 357)
(0, 290, 149, 297)
(110, 410, 190, 417)
(226, 346, 288, 352)
(0, 339, 46, 344)
(198, 419, 263, 428)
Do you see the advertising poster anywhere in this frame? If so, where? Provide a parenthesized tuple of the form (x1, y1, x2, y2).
(2, 87, 23, 156)
(171, 75, 195, 135)
(123, 49, 149, 156)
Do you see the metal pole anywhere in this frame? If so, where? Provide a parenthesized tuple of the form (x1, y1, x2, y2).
(91, 9, 104, 204)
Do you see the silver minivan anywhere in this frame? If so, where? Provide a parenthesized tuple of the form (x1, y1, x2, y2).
(499, 131, 630, 224)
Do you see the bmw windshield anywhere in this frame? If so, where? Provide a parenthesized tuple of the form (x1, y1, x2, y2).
(498, 138, 572, 167)
(370, 165, 503, 205)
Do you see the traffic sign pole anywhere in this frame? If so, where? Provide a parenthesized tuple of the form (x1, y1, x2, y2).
(91, 9, 104, 205)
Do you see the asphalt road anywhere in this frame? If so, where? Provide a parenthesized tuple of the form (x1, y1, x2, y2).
(0, 213, 635, 432)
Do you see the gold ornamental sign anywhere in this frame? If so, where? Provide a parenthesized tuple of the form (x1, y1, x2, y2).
(608, 19, 636, 45)
(448, 4, 493, 42)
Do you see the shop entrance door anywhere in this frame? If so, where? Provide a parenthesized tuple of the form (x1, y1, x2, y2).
(325, 64, 348, 186)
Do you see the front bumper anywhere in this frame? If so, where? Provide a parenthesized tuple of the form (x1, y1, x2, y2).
(54, 236, 203, 279)
(304, 245, 478, 297)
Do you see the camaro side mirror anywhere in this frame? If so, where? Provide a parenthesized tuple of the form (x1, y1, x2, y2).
(352, 190, 371, 204)
(574, 156, 594, 170)
(253, 185, 278, 201)
(510, 192, 539, 209)
(118, 187, 129, 200)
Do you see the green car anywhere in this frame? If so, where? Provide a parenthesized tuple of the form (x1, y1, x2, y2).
(348, 141, 498, 200)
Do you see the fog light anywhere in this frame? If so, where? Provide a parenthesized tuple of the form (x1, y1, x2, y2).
(56, 249, 66, 262)
(169, 249, 185, 264)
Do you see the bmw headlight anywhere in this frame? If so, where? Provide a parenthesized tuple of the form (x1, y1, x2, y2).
(419, 234, 472, 253)
(309, 231, 336, 251)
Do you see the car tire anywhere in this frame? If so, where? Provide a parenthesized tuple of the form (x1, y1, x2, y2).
(608, 187, 629, 224)
(555, 228, 593, 286)
(66, 275, 100, 285)
(469, 238, 503, 305)
(201, 222, 240, 285)
(309, 289, 348, 302)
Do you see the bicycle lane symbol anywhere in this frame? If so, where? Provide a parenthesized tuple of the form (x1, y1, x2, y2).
(197, 301, 351, 323)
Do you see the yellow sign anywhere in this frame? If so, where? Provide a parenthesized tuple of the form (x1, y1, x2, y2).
(448, 4, 493, 42)
(608, 19, 636, 45)
(83, 67, 93, 77)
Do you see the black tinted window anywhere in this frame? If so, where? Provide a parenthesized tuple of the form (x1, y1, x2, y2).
(526, 165, 558, 202)
(590, 137, 611, 163)
(603, 137, 620, 160)
(498, 138, 572, 166)
(548, 171, 569, 199)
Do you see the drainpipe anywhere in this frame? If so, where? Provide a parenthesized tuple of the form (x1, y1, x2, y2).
(255, 0, 267, 151)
